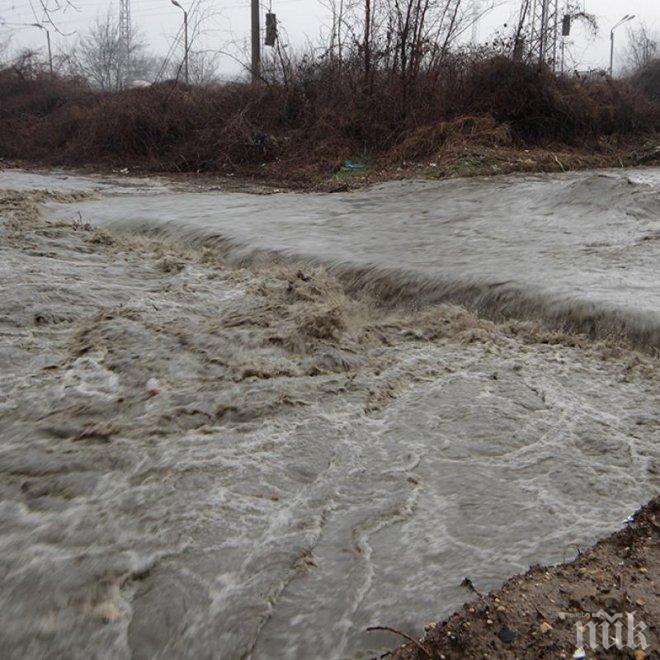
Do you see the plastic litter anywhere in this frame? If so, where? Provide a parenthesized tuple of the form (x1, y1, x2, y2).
(147, 378, 160, 397)
(343, 160, 367, 171)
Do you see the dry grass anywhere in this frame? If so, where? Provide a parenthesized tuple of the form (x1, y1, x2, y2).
(0, 56, 657, 182)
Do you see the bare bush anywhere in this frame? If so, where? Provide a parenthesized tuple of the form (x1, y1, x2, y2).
(635, 59, 660, 102)
(68, 11, 157, 90)
(0, 51, 656, 178)
(0, 0, 657, 177)
(625, 23, 658, 74)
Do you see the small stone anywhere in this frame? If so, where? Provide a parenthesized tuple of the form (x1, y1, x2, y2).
(539, 622, 553, 634)
(497, 605, 506, 612)
(557, 612, 567, 621)
(497, 626, 516, 644)
(636, 598, 646, 607)
(486, 619, 494, 625)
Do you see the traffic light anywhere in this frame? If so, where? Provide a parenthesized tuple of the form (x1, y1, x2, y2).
(265, 12, 277, 47)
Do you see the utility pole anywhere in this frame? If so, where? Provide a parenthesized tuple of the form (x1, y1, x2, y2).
(171, 0, 189, 84)
(559, 6, 571, 76)
(31, 23, 52, 75)
(118, 0, 132, 87)
(251, 0, 261, 82)
(539, 0, 549, 63)
(470, 0, 483, 44)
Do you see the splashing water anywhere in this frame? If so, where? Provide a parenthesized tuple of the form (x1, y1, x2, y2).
(0, 168, 658, 659)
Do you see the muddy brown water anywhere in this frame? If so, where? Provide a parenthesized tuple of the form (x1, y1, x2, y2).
(43, 167, 660, 349)
(1, 168, 658, 659)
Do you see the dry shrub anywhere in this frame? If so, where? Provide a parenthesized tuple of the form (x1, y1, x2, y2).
(392, 115, 512, 161)
(453, 56, 658, 142)
(634, 59, 660, 102)
(0, 68, 90, 120)
(0, 55, 657, 176)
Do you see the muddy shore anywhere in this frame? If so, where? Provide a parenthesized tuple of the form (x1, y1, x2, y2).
(1, 177, 658, 658)
(4, 137, 659, 193)
(391, 497, 658, 659)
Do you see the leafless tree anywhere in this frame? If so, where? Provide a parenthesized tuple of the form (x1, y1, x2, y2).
(625, 23, 658, 73)
(67, 11, 156, 89)
(186, 49, 220, 85)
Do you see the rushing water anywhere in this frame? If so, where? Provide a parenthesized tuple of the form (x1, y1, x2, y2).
(1, 168, 658, 659)
(43, 167, 660, 349)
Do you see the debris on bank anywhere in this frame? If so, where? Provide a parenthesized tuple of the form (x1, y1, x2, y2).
(391, 498, 658, 659)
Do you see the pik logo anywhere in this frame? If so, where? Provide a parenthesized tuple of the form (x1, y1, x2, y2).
(575, 610, 649, 652)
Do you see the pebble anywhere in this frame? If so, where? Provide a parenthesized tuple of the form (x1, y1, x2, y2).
(539, 622, 553, 634)
(497, 626, 516, 644)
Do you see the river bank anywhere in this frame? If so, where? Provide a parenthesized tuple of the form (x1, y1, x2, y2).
(4, 135, 660, 193)
(1, 174, 658, 658)
(391, 497, 658, 659)
(1, 55, 658, 192)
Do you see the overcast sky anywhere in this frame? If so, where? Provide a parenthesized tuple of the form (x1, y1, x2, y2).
(1, 0, 658, 77)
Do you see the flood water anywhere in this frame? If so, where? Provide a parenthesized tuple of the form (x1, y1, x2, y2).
(44, 167, 660, 349)
(1, 168, 658, 659)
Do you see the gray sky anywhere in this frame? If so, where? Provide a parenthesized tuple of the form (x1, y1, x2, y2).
(1, 0, 658, 77)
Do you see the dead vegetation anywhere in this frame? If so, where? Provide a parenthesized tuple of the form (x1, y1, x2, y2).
(0, 53, 658, 184)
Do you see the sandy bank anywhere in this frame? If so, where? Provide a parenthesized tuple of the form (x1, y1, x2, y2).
(391, 498, 658, 659)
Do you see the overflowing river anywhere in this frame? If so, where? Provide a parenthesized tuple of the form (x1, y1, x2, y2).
(0, 168, 658, 659)
(43, 167, 660, 349)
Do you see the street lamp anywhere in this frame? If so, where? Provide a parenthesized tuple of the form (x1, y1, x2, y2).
(31, 23, 53, 76)
(609, 14, 635, 76)
(171, 0, 189, 84)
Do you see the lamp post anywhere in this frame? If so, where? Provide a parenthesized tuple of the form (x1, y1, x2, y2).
(171, 0, 189, 84)
(31, 23, 53, 75)
(251, 0, 260, 83)
(609, 14, 635, 76)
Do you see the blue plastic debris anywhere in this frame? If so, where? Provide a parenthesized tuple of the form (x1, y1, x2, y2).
(343, 160, 367, 171)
